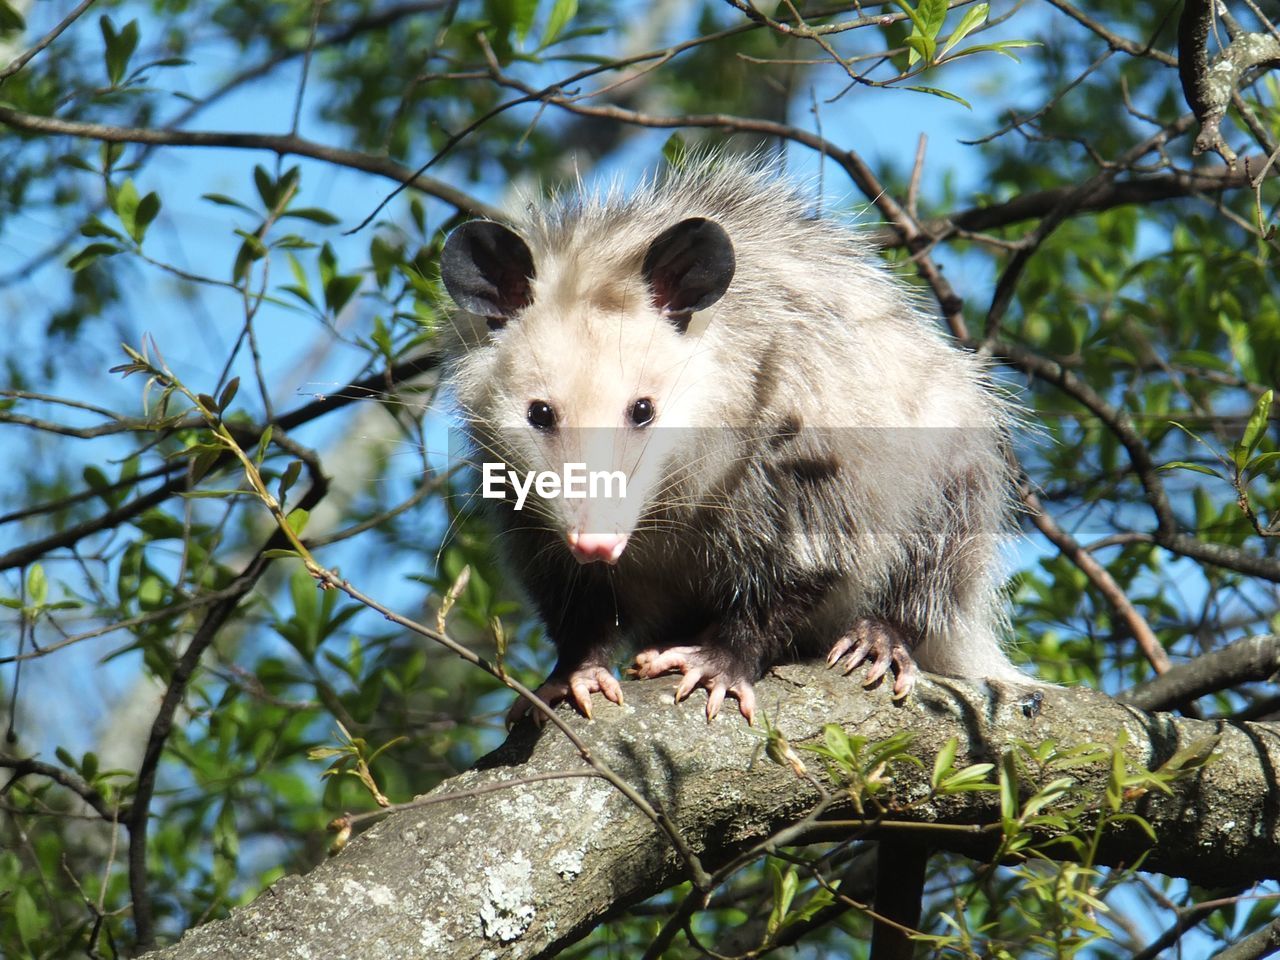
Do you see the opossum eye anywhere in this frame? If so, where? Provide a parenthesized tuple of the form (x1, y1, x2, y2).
(527, 400, 557, 430)
(628, 398, 655, 428)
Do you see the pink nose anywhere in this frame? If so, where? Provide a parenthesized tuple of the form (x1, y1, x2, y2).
(567, 531, 629, 565)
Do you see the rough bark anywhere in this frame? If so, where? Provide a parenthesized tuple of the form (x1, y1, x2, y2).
(146, 665, 1280, 960)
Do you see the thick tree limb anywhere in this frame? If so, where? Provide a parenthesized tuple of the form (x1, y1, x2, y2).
(146, 666, 1280, 960)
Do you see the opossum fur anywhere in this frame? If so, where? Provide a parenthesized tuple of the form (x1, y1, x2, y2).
(439, 156, 1027, 723)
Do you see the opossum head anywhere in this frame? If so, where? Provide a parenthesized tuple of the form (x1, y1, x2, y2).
(441, 216, 736, 565)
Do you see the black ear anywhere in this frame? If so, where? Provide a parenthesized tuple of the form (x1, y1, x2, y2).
(440, 220, 536, 328)
(641, 217, 735, 330)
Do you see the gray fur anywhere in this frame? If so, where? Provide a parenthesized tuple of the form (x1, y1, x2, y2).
(440, 156, 1026, 694)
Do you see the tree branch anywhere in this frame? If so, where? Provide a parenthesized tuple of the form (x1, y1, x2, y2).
(127, 473, 332, 949)
(935, 160, 1279, 236)
(0, 755, 129, 822)
(1178, 0, 1280, 162)
(144, 666, 1280, 959)
(1121, 634, 1280, 712)
(0, 0, 98, 82)
(1021, 482, 1170, 675)
(990, 339, 1280, 583)
(0, 106, 502, 221)
(0, 351, 440, 572)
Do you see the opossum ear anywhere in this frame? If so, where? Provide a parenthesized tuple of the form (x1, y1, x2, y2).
(440, 220, 536, 328)
(642, 217, 735, 330)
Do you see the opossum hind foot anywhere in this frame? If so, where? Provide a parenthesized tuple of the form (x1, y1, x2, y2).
(507, 663, 623, 726)
(827, 618, 919, 701)
(630, 646, 758, 725)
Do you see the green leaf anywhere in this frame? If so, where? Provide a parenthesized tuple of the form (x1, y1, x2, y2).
(101, 16, 140, 86)
(899, 0, 944, 66)
(282, 285, 317, 308)
(253, 165, 276, 209)
(68, 243, 123, 271)
(255, 425, 274, 465)
(903, 85, 970, 108)
(138, 575, 164, 608)
(132, 191, 161, 243)
(218, 378, 240, 413)
(113, 178, 141, 240)
(215, 799, 240, 860)
(1106, 736, 1127, 812)
(938, 3, 988, 59)
(281, 207, 340, 226)
(1158, 461, 1224, 479)
(286, 508, 310, 535)
(1245, 450, 1280, 478)
(932, 736, 958, 789)
(272, 235, 315, 250)
(278, 166, 301, 204)
(918, 0, 947, 38)
(59, 153, 98, 173)
(766, 862, 799, 937)
(202, 193, 256, 214)
(540, 0, 578, 48)
(892, 0, 926, 33)
(278, 460, 302, 503)
(26, 564, 47, 606)
(904, 32, 935, 67)
(232, 230, 268, 283)
(286, 252, 310, 290)
(81, 218, 125, 241)
(945, 39, 1039, 62)
(1021, 777, 1074, 817)
(511, 0, 538, 43)
(14, 886, 39, 944)
(0, 0, 26, 33)
(662, 133, 689, 168)
(1237, 388, 1273, 469)
(999, 750, 1018, 823)
(325, 274, 362, 315)
(318, 242, 337, 286)
(940, 763, 996, 792)
(1107, 811, 1157, 841)
(1156, 735, 1221, 775)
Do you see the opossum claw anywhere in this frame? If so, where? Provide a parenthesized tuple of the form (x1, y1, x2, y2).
(827, 619, 919, 701)
(631, 645, 757, 723)
(674, 667, 706, 702)
(506, 665, 622, 727)
(729, 681, 757, 726)
(706, 685, 725, 719)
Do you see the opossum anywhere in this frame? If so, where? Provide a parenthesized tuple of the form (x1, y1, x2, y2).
(439, 156, 1026, 725)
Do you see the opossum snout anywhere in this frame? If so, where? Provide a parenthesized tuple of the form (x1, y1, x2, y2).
(567, 530, 629, 565)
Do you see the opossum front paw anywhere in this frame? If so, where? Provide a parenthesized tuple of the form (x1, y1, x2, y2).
(826, 618, 919, 700)
(506, 664, 623, 726)
(630, 646, 758, 725)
